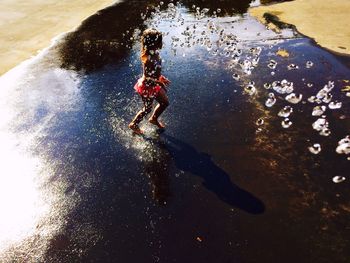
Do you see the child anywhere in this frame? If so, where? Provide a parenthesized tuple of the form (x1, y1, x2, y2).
(129, 28, 171, 135)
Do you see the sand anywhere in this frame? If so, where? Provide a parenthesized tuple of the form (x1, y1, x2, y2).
(0, 0, 116, 76)
(249, 0, 350, 55)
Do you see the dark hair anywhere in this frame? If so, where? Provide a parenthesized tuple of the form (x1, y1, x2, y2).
(141, 28, 163, 56)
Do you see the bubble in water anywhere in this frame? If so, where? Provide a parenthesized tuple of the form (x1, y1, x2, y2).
(332, 176, 346, 183)
(308, 143, 321, 154)
(217, 8, 222, 13)
(307, 83, 313, 88)
(306, 61, 314, 68)
(336, 136, 350, 155)
(312, 105, 326, 116)
(287, 64, 299, 70)
(285, 93, 303, 104)
(265, 93, 276, 107)
(282, 118, 292, 128)
(168, 3, 175, 8)
(278, 106, 293, 118)
(329, 101, 342, 109)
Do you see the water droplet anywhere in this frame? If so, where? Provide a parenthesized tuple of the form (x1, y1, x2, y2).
(264, 83, 271, 89)
(336, 136, 350, 154)
(232, 74, 240, 81)
(287, 64, 299, 70)
(308, 143, 321, 154)
(332, 176, 346, 183)
(312, 105, 326, 116)
(319, 128, 331, 137)
(256, 118, 264, 126)
(312, 117, 329, 134)
(329, 101, 342, 109)
(245, 84, 257, 96)
(265, 93, 276, 107)
(272, 80, 294, 94)
(285, 93, 303, 104)
(282, 118, 292, 128)
(278, 106, 293, 118)
(268, 60, 277, 69)
(306, 61, 314, 68)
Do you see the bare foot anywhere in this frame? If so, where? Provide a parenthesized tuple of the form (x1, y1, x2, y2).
(128, 123, 144, 135)
(148, 118, 165, 129)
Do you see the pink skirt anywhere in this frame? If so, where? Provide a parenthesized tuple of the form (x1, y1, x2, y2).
(134, 78, 162, 98)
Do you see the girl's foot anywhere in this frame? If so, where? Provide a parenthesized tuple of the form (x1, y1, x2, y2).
(148, 117, 165, 129)
(128, 123, 144, 135)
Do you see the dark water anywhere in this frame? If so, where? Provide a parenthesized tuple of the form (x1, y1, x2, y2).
(0, 1, 349, 262)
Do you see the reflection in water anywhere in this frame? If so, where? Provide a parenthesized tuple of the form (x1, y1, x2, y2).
(143, 136, 171, 205)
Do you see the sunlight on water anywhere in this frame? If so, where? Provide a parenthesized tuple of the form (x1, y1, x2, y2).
(0, 131, 47, 251)
(0, 47, 83, 258)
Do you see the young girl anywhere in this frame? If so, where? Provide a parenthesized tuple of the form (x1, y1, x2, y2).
(129, 28, 171, 135)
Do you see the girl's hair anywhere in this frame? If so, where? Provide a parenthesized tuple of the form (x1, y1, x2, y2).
(141, 28, 163, 63)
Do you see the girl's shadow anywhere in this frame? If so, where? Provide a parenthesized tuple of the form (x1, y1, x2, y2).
(148, 134, 265, 214)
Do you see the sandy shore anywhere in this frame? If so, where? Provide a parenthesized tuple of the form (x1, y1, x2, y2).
(249, 0, 350, 55)
(0, 0, 116, 76)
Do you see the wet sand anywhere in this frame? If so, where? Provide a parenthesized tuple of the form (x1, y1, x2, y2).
(0, 0, 116, 76)
(249, 0, 350, 55)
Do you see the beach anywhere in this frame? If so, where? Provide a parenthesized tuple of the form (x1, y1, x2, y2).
(249, 0, 350, 55)
(0, 0, 115, 76)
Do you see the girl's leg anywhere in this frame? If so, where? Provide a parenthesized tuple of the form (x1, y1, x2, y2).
(129, 96, 153, 133)
(149, 88, 169, 128)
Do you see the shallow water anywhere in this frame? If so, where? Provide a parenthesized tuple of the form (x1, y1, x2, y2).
(0, 1, 350, 262)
